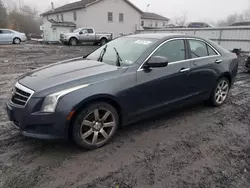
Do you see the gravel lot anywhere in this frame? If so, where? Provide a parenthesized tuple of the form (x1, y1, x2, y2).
(0, 44, 249, 188)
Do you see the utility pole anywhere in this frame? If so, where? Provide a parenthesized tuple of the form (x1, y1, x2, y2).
(146, 4, 150, 12)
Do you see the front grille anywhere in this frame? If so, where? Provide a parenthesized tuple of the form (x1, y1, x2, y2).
(11, 82, 34, 107)
(60, 34, 64, 39)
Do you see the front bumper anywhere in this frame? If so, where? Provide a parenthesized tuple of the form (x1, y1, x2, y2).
(5, 101, 71, 140)
(60, 38, 69, 43)
(21, 36, 27, 42)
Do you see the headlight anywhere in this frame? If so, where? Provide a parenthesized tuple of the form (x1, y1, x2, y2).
(41, 84, 89, 112)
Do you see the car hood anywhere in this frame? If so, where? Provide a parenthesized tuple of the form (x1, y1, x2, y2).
(18, 57, 127, 93)
(63, 32, 75, 36)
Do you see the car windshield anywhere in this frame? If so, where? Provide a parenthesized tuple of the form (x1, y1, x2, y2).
(87, 37, 158, 66)
(73, 28, 82, 33)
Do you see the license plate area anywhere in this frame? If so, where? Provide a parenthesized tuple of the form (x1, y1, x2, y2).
(6, 104, 20, 129)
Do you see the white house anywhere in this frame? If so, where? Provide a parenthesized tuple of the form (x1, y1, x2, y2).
(41, 0, 143, 41)
(141, 12, 169, 29)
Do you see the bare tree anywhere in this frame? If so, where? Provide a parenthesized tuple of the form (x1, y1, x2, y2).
(0, 0, 7, 27)
(217, 9, 250, 26)
(173, 12, 187, 26)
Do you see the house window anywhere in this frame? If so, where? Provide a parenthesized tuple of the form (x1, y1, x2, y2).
(141, 20, 144, 26)
(108, 12, 113, 22)
(73, 11, 77, 21)
(61, 14, 64, 21)
(155, 22, 158, 27)
(119, 13, 124, 22)
(57, 14, 59, 20)
(149, 21, 152, 27)
(163, 22, 165, 26)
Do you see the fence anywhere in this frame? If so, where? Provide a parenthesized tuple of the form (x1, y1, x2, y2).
(137, 26, 250, 52)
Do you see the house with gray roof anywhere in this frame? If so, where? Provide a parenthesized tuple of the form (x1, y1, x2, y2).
(141, 12, 169, 29)
(40, 0, 168, 42)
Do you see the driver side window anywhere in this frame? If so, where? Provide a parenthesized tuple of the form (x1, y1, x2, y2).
(153, 39, 186, 63)
(81, 29, 88, 34)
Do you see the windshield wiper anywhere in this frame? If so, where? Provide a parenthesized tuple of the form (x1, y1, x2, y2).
(114, 47, 122, 67)
(97, 45, 108, 62)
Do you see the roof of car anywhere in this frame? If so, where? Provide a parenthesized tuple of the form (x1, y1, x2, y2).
(126, 33, 187, 39)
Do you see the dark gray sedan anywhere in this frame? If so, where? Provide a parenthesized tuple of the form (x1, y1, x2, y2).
(6, 34, 238, 149)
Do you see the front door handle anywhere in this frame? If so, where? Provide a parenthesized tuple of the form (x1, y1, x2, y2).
(215, 59, 223, 64)
(180, 68, 190, 73)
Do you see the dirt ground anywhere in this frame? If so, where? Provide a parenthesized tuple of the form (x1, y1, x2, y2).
(0, 44, 249, 188)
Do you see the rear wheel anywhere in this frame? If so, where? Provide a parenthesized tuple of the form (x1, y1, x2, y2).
(208, 77, 230, 106)
(72, 102, 119, 150)
(69, 38, 77, 46)
(13, 38, 21, 44)
(100, 38, 107, 46)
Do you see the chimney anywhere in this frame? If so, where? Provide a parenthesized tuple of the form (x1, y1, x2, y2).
(51, 2, 55, 11)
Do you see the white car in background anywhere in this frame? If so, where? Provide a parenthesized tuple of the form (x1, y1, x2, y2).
(0, 29, 27, 44)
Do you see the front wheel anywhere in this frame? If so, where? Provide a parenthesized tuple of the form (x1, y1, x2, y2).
(13, 38, 21, 44)
(72, 102, 119, 150)
(69, 38, 77, 46)
(208, 77, 230, 106)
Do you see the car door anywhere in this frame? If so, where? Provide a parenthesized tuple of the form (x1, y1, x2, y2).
(86, 29, 95, 42)
(78, 29, 89, 41)
(135, 39, 193, 116)
(187, 39, 221, 96)
(2, 30, 14, 42)
(0, 30, 4, 42)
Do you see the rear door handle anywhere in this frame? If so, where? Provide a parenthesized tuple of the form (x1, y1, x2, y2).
(180, 68, 190, 73)
(215, 59, 223, 64)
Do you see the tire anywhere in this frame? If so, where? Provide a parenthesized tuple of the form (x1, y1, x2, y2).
(208, 77, 230, 106)
(100, 38, 107, 46)
(13, 38, 21, 44)
(72, 102, 119, 150)
(69, 38, 77, 46)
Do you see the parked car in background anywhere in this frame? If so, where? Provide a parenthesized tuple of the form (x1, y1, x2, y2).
(6, 34, 238, 150)
(230, 21, 250, 26)
(60, 27, 113, 46)
(0, 29, 27, 44)
(187, 22, 214, 28)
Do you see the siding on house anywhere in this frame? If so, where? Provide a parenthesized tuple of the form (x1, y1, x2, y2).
(41, 0, 142, 40)
(142, 18, 168, 28)
(82, 0, 141, 37)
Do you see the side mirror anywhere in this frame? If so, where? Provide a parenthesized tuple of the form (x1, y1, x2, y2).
(145, 56, 169, 68)
(79, 31, 83, 34)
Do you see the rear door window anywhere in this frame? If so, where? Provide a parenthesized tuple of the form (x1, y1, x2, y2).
(2, 30, 12, 34)
(153, 39, 186, 63)
(188, 40, 208, 58)
(87, 29, 94, 33)
(207, 45, 217, 56)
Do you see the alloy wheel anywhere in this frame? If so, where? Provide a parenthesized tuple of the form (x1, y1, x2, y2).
(215, 80, 229, 104)
(14, 38, 21, 44)
(80, 108, 116, 146)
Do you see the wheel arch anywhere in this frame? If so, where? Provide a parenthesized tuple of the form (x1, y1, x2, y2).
(218, 72, 232, 87)
(13, 37, 21, 44)
(69, 36, 78, 43)
(68, 94, 123, 138)
(100, 37, 108, 42)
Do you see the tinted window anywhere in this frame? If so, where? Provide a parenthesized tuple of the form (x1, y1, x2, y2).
(207, 45, 217, 56)
(87, 29, 94, 33)
(189, 40, 208, 58)
(153, 40, 186, 62)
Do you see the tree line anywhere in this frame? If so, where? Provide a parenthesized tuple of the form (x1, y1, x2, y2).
(0, 0, 42, 34)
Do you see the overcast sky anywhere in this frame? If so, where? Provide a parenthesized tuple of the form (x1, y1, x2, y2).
(15, 0, 250, 22)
